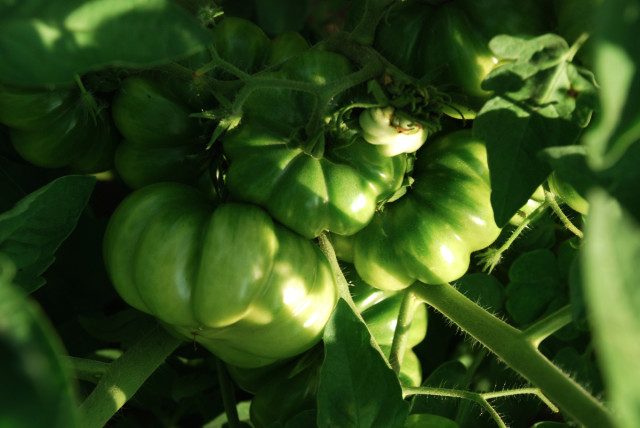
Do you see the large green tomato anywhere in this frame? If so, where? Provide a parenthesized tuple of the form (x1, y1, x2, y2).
(103, 182, 337, 368)
(375, 0, 544, 114)
(223, 49, 407, 239)
(353, 130, 501, 290)
(0, 83, 118, 172)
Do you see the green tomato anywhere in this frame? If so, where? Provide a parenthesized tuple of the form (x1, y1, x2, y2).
(103, 182, 337, 368)
(359, 107, 428, 156)
(548, 172, 589, 215)
(375, 1, 545, 112)
(222, 50, 407, 238)
(210, 18, 309, 77)
(0, 83, 118, 172)
(111, 75, 209, 188)
(353, 130, 501, 290)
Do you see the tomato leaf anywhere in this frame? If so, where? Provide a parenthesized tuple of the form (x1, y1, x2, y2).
(452, 273, 505, 314)
(473, 33, 597, 226)
(581, 189, 640, 428)
(317, 299, 409, 428)
(505, 249, 564, 325)
(0, 256, 79, 428)
(0, 0, 212, 85)
(0, 175, 95, 293)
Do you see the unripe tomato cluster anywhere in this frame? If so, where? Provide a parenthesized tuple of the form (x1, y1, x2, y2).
(0, 1, 577, 386)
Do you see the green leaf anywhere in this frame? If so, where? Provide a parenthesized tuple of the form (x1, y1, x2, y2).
(539, 145, 598, 198)
(0, 154, 61, 213)
(0, 256, 79, 428)
(284, 410, 318, 428)
(0, 175, 95, 293)
(581, 188, 640, 428)
(505, 249, 564, 325)
(584, 0, 640, 168)
(473, 34, 597, 226)
(0, 0, 211, 85)
(317, 299, 409, 428)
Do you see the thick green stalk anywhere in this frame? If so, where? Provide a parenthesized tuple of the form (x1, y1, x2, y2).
(410, 282, 615, 428)
(216, 358, 241, 428)
(388, 289, 418, 374)
(78, 325, 182, 428)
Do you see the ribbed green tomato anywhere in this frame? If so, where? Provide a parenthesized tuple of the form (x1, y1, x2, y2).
(111, 75, 209, 188)
(103, 182, 337, 368)
(209, 18, 309, 76)
(375, 0, 545, 114)
(353, 130, 501, 290)
(0, 83, 118, 172)
(223, 50, 407, 239)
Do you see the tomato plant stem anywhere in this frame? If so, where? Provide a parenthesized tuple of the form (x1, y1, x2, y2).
(522, 305, 573, 348)
(410, 282, 615, 428)
(216, 358, 242, 428)
(63, 356, 109, 384)
(388, 289, 418, 375)
(78, 325, 181, 428)
(347, 0, 396, 46)
(546, 190, 584, 238)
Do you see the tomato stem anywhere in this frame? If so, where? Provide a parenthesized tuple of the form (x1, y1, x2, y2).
(403, 385, 508, 428)
(195, 48, 251, 81)
(410, 282, 615, 428)
(78, 324, 181, 428)
(216, 357, 242, 428)
(546, 190, 584, 238)
(347, 0, 396, 46)
(478, 201, 550, 273)
(63, 356, 109, 384)
(388, 289, 418, 375)
(522, 305, 573, 348)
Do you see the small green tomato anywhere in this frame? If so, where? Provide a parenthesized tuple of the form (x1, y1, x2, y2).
(359, 106, 427, 157)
